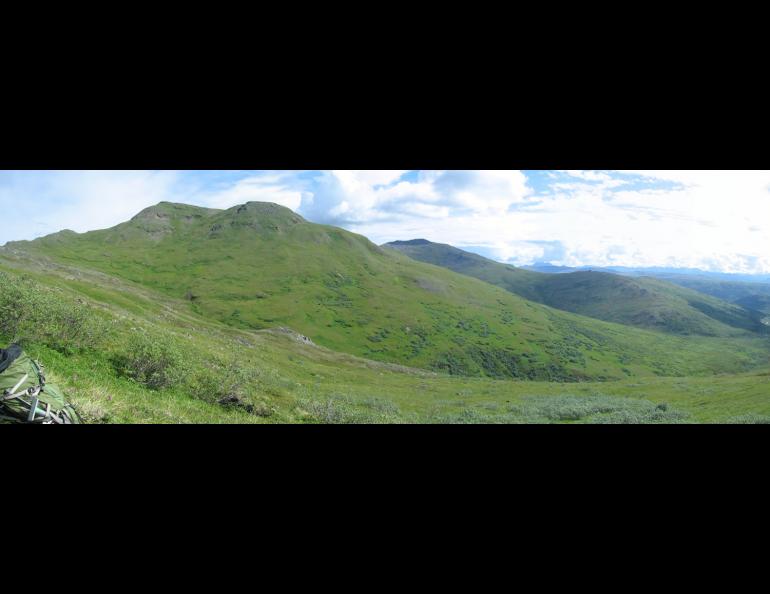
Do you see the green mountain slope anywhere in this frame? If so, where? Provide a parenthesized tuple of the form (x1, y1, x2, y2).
(735, 295, 770, 315)
(384, 240, 545, 301)
(657, 276, 770, 311)
(1, 253, 769, 424)
(5, 202, 769, 382)
(384, 240, 767, 336)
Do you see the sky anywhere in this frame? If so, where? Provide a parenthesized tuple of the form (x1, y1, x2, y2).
(1, 170, 769, 273)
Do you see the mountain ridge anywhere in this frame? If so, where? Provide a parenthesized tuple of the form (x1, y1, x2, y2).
(524, 261, 770, 283)
(5, 202, 768, 382)
(384, 239, 768, 336)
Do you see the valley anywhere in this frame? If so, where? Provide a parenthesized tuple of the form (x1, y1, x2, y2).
(384, 240, 769, 336)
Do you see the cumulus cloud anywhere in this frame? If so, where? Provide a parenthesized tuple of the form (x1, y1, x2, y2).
(350, 170, 410, 186)
(200, 172, 311, 211)
(331, 170, 770, 273)
(299, 170, 531, 225)
(502, 171, 770, 272)
(1, 170, 769, 273)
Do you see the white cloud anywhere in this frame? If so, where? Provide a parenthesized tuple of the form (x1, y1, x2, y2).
(0, 170, 182, 241)
(2, 170, 769, 274)
(331, 170, 770, 273)
(300, 170, 532, 226)
(510, 171, 770, 272)
(201, 174, 308, 211)
(349, 170, 410, 186)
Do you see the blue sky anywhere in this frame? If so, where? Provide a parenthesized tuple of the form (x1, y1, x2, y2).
(1, 170, 769, 273)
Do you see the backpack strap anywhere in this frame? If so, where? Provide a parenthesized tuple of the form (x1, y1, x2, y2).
(30, 360, 46, 387)
(27, 394, 40, 422)
(2, 373, 29, 398)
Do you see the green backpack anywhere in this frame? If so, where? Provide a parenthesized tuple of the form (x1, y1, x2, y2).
(0, 344, 81, 424)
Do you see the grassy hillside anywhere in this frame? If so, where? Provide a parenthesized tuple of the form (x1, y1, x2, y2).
(384, 240, 767, 336)
(659, 277, 770, 312)
(5, 202, 769, 384)
(384, 240, 545, 301)
(1, 256, 769, 424)
(524, 264, 770, 312)
(533, 272, 766, 335)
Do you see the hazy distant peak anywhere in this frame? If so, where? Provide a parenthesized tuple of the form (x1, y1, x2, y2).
(386, 239, 433, 246)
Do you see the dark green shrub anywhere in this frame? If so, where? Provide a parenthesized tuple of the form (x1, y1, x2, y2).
(112, 330, 187, 390)
(184, 359, 272, 415)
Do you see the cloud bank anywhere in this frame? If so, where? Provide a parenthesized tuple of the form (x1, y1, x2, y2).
(1, 169, 768, 274)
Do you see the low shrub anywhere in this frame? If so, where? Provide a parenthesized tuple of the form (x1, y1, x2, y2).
(112, 330, 188, 390)
(427, 395, 691, 424)
(299, 398, 356, 423)
(183, 358, 277, 416)
(0, 270, 106, 353)
(724, 414, 770, 424)
(186, 360, 260, 400)
(295, 393, 403, 424)
(522, 395, 690, 424)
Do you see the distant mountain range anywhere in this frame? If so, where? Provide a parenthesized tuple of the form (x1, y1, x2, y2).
(521, 262, 770, 314)
(384, 240, 769, 336)
(524, 262, 770, 284)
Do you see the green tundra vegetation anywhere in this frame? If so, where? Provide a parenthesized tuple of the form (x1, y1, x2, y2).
(1, 201, 768, 424)
(634, 274, 770, 311)
(383, 240, 769, 336)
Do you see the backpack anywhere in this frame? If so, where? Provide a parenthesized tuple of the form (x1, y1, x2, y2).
(0, 344, 81, 424)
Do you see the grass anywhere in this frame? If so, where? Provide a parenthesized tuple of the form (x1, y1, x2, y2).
(2, 256, 770, 424)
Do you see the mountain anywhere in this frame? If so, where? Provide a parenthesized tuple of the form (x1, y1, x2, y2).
(643, 275, 770, 310)
(384, 240, 768, 336)
(525, 261, 770, 313)
(384, 240, 544, 301)
(735, 295, 770, 315)
(6, 201, 769, 382)
(525, 262, 770, 284)
(524, 262, 607, 274)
